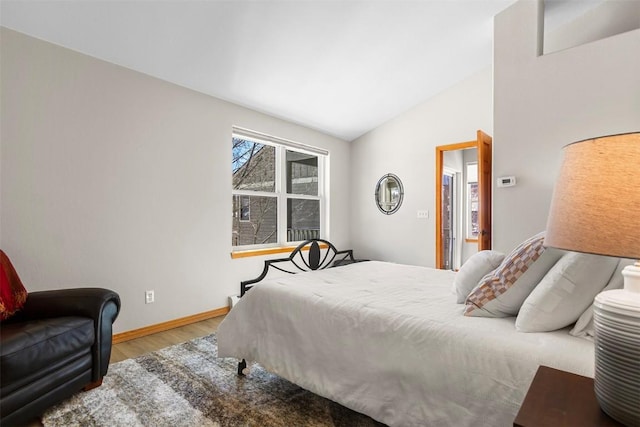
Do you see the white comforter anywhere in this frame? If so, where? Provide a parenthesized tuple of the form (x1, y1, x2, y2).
(217, 261, 595, 427)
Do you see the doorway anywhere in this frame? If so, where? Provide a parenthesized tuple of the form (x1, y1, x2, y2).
(435, 130, 492, 270)
(442, 170, 456, 270)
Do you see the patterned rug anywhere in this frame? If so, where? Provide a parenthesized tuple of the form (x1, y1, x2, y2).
(41, 334, 385, 427)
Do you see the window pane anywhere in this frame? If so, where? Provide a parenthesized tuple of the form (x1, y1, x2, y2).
(239, 196, 250, 221)
(468, 182, 479, 238)
(286, 150, 318, 196)
(232, 138, 275, 192)
(287, 199, 320, 242)
(466, 162, 478, 183)
(232, 195, 277, 246)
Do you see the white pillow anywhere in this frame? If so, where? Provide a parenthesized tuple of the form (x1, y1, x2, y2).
(465, 232, 565, 317)
(515, 252, 619, 332)
(569, 258, 635, 339)
(453, 251, 505, 303)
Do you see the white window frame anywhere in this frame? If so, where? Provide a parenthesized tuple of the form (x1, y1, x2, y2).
(232, 126, 328, 250)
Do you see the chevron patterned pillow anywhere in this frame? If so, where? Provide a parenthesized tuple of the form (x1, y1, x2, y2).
(464, 232, 563, 317)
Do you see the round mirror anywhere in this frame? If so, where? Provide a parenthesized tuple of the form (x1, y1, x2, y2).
(375, 173, 404, 215)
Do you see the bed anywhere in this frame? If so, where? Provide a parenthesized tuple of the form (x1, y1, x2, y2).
(217, 252, 598, 426)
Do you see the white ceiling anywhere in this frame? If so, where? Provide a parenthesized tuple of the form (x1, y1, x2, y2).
(0, 0, 603, 141)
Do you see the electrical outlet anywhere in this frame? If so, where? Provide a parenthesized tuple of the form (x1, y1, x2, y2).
(145, 290, 155, 304)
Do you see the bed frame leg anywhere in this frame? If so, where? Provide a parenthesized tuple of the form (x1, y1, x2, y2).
(237, 359, 248, 376)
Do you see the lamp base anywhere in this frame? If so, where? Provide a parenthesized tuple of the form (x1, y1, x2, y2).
(593, 265, 640, 427)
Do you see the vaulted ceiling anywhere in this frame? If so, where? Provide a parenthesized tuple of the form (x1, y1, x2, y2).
(0, 0, 602, 141)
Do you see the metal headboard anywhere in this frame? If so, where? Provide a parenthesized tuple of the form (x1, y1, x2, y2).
(240, 239, 355, 296)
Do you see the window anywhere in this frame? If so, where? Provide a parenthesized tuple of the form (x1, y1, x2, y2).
(239, 196, 251, 221)
(231, 127, 327, 249)
(466, 162, 479, 240)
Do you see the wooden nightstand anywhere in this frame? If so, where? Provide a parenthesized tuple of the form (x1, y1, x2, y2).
(514, 365, 623, 427)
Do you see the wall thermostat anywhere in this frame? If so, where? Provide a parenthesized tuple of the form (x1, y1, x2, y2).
(497, 176, 516, 187)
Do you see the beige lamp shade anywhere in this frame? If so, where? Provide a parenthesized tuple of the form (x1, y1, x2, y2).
(544, 132, 640, 259)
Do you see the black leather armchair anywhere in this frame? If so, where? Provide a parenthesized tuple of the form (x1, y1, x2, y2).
(0, 287, 120, 425)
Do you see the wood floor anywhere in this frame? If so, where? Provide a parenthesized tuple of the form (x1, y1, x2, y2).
(110, 315, 226, 363)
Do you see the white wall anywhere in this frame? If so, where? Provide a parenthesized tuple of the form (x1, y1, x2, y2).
(349, 68, 493, 267)
(493, 0, 640, 252)
(348, 0, 639, 266)
(0, 28, 351, 334)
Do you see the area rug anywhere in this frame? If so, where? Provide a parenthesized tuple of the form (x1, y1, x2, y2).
(41, 334, 385, 427)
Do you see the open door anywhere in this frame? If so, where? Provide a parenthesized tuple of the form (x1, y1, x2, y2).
(435, 130, 492, 269)
(477, 130, 492, 251)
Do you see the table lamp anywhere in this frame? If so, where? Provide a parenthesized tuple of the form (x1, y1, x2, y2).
(544, 132, 640, 426)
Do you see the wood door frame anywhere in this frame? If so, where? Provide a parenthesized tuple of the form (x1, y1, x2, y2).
(477, 130, 493, 252)
(435, 130, 492, 269)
